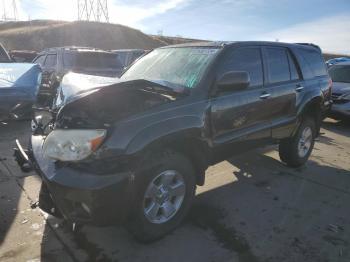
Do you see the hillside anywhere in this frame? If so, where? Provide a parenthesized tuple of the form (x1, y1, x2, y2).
(0, 20, 166, 51)
(0, 20, 346, 60)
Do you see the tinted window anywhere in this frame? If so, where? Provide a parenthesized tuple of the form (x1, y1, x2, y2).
(299, 49, 327, 77)
(115, 52, 128, 67)
(266, 48, 290, 83)
(218, 47, 263, 87)
(33, 55, 46, 66)
(63, 52, 123, 69)
(44, 54, 57, 68)
(288, 52, 300, 80)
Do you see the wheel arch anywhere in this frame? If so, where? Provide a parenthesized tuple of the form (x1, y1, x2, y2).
(131, 131, 210, 186)
(295, 95, 323, 136)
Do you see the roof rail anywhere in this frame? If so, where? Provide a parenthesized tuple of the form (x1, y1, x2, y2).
(42, 46, 106, 52)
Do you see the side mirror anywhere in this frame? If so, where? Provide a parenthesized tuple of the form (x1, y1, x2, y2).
(217, 71, 250, 92)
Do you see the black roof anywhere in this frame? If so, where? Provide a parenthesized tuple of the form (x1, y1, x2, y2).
(162, 41, 321, 51)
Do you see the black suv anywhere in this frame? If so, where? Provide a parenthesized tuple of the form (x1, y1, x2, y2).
(16, 41, 332, 242)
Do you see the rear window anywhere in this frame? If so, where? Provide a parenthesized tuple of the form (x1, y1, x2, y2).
(299, 48, 327, 77)
(63, 52, 123, 69)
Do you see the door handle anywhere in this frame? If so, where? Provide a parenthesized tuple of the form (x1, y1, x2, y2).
(259, 93, 271, 99)
(295, 86, 304, 92)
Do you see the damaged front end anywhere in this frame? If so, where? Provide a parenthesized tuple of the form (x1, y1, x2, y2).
(15, 72, 186, 225)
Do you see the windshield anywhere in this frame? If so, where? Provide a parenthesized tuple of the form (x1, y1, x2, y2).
(121, 47, 219, 89)
(64, 52, 123, 70)
(329, 65, 350, 83)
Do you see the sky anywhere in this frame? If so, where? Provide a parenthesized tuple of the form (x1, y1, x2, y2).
(1, 0, 350, 54)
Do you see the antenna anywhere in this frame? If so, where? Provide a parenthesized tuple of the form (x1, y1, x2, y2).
(77, 0, 109, 23)
(1, 0, 18, 21)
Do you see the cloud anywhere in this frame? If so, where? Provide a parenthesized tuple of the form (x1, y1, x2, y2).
(109, 0, 189, 28)
(7, 0, 189, 29)
(260, 14, 350, 55)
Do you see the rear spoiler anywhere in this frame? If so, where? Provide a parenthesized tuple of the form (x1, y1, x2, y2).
(295, 43, 322, 51)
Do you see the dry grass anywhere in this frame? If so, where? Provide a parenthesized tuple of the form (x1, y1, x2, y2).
(0, 20, 165, 51)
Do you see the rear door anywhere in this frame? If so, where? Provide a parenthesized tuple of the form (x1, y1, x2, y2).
(210, 46, 273, 147)
(262, 46, 301, 138)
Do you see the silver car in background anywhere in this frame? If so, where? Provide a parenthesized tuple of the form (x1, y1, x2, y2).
(329, 62, 350, 120)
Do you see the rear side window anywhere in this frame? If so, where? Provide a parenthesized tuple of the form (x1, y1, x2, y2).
(218, 47, 263, 87)
(299, 49, 327, 77)
(33, 55, 46, 66)
(265, 48, 290, 83)
(44, 54, 57, 68)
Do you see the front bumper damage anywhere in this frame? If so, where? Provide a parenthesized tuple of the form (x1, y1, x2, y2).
(14, 135, 134, 226)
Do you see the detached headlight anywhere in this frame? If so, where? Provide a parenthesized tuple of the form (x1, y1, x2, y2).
(43, 129, 106, 161)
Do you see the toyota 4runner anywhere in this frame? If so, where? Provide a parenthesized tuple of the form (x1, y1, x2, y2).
(15, 41, 332, 242)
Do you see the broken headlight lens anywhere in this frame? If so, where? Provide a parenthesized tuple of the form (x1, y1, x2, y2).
(43, 129, 106, 161)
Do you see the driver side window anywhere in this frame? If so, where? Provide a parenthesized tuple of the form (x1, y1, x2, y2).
(217, 47, 264, 88)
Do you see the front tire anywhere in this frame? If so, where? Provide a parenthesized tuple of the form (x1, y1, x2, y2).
(128, 151, 196, 242)
(279, 117, 316, 167)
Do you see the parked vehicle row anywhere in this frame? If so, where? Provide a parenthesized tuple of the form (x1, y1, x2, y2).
(0, 43, 147, 120)
(328, 62, 350, 119)
(14, 41, 332, 242)
(326, 57, 350, 67)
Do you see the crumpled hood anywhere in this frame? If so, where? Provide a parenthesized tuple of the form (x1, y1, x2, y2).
(54, 72, 121, 108)
(332, 82, 350, 94)
(54, 73, 184, 129)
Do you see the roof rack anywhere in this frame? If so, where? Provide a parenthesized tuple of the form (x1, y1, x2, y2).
(42, 46, 107, 52)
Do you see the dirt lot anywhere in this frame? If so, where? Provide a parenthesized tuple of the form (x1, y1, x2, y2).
(0, 118, 349, 262)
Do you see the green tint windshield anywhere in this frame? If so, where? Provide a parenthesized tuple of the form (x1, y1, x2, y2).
(121, 47, 219, 89)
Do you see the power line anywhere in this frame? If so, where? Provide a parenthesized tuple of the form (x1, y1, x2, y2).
(77, 0, 109, 23)
(1, 0, 18, 21)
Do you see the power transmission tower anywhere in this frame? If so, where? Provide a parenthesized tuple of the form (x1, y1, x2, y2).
(1, 0, 18, 21)
(77, 0, 109, 23)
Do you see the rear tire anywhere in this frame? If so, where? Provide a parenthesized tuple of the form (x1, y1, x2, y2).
(279, 117, 316, 167)
(127, 151, 196, 242)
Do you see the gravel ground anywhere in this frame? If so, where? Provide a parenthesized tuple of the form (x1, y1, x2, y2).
(0, 118, 349, 262)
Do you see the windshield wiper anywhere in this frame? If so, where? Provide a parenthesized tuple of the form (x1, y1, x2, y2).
(144, 79, 190, 96)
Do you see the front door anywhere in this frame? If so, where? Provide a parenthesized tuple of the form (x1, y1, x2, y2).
(210, 46, 273, 150)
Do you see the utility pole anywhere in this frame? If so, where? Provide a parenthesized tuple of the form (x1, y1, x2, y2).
(77, 0, 109, 23)
(1, 0, 18, 21)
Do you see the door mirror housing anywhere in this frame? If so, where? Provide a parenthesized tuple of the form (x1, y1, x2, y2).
(217, 71, 250, 92)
